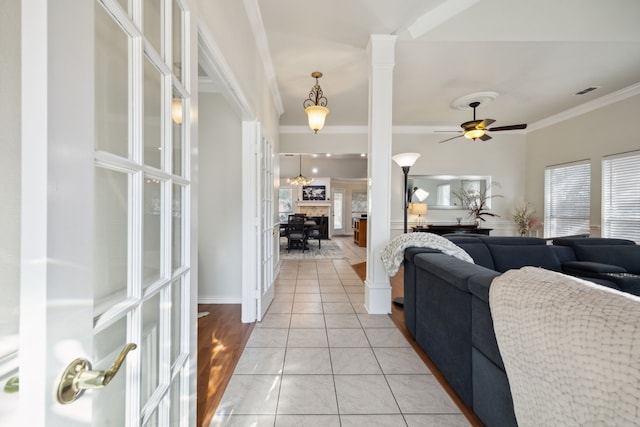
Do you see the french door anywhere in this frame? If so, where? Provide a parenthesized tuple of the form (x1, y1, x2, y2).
(17, 0, 195, 425)
(257, 136, 275, 321)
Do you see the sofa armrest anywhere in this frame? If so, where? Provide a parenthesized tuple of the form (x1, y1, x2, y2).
(562, 261, 627, 275)
(414, 253, 494, 293)
(468, 271, 502, 303)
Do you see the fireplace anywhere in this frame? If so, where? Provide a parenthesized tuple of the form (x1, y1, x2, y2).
(298, 204, 330, 217)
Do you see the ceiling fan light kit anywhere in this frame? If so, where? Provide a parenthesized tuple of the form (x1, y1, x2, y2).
(303, 71, 329, 133)
(439, 100, 527, 143)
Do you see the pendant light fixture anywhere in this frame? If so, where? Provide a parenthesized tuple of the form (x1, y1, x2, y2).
(287, 154, 313, 186)
(303, 72, 329, 133)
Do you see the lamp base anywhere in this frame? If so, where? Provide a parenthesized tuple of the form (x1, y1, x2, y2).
(392, 297, 404, 307)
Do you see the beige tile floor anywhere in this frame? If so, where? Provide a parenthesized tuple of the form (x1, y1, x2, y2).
(211, 237, 469, 427)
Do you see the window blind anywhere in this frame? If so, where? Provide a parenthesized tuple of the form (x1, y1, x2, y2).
(544, 161, 590, 238)
(603, 151, 640, 243)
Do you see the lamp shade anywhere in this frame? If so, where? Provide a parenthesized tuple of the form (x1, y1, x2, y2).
(413, 188, 429, 202)
(305, 105, 329, 133)
(392, 152, 421, 167)
(410, 203, 427, 215)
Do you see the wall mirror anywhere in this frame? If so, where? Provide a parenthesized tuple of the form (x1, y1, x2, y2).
(408, 175, 492, 210)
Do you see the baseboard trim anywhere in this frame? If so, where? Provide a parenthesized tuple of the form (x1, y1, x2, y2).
(198, 297, 242, 304)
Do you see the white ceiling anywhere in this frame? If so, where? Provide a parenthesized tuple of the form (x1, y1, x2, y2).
(252, 0, 640, 130)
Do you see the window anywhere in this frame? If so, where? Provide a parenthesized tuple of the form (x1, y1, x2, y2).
(437, 184, 450, 206)
(603, 151, 640, 243)
(279, 188, 293, 223)
(333, 190, 344, 230)
(544, 160, 590, 238)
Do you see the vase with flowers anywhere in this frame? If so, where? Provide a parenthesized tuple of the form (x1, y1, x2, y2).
(453, 182, 502, 226)
(513, 202, 541, 236)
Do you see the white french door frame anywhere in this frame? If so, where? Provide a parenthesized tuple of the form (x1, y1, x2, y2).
(20, 0, 199, 424)
(257, 133, 275, 321)
(241, 122, 260, 323)
(21, 3, 95, 424)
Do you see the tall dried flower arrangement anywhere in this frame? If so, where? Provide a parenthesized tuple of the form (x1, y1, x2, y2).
(513, 202, 541, 236)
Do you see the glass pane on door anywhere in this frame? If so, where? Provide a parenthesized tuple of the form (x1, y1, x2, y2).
(172, 0, 183, 82)
(93, 317, 128, 427)
(143, 0, 162, 55)
(169, 374, 183, 424)
(171, 90, 184, 176)
(144, 57, 162, 169)
(141, 292, 161, 407)
(172, 184, 183, 272)
(95, 167, 128, 310)
(95, 3, 129, 157)
(144, 178, 162, 286)
(171, 279, 183, 364)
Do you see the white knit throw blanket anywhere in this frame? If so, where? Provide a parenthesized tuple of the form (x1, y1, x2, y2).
(490, 267, 640, 427)
(380, 232, 473, 276)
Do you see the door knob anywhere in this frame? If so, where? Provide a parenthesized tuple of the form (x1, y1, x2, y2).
(57, 343, 137, 404)
(3, 376, 19, 393)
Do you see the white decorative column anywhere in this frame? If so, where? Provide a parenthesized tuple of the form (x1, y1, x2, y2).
(365, 35, 397, 314)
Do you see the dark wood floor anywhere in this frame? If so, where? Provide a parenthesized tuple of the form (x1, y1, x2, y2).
(196, 264, 483, 427)
(197, 305, 254, 427)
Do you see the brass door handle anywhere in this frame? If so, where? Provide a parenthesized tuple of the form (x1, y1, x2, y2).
(57, 343, 137, 404)
(4, 376, 19, 393)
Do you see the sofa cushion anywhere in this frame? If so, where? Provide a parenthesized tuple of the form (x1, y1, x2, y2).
(457, 243, 495, 270)
(479, 236, 547, 246)
(446, 236, 495, 269)
(487, 244, 562, 273)
(574, 245, 640, 274)
(551, 245, 577, 263)
(562, 260, 627, 274)
(553, 237, 635, 247)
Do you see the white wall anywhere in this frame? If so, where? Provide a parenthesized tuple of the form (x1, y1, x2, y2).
(280, 131, 368, 154)
(195, 0, 286, 304)
(197, 0, 280, 143)
(198, 93, 244, 303)
(525, 93, 640, 237)
(391, 132, 527, 236)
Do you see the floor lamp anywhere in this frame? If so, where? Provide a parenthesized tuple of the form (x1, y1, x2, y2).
(392, 153, 421, 306)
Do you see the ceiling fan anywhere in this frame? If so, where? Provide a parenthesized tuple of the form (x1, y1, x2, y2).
(438, 101, 527, 143)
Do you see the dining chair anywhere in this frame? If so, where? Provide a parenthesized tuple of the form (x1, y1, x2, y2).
(286, 215, 307, 252)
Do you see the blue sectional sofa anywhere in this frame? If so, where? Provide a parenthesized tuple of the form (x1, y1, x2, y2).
(553, 237, 640, 295)
(402, 235, 639, 427)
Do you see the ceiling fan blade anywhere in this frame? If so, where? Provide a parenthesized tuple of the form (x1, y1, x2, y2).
(479, 118, 495, 128)
(438, 134, 464, 144)
(479, 134, 492, 141)
(487, 124, 528, 132)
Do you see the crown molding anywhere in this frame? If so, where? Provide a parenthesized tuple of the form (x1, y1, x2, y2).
(280, 82, 640, 135)
(280, 125, 521, 135)
(280, 126, 369, 134)
(528, 82, 640, 132)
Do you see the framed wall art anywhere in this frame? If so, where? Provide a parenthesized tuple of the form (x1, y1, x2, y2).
(302, 185, 326, 201)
